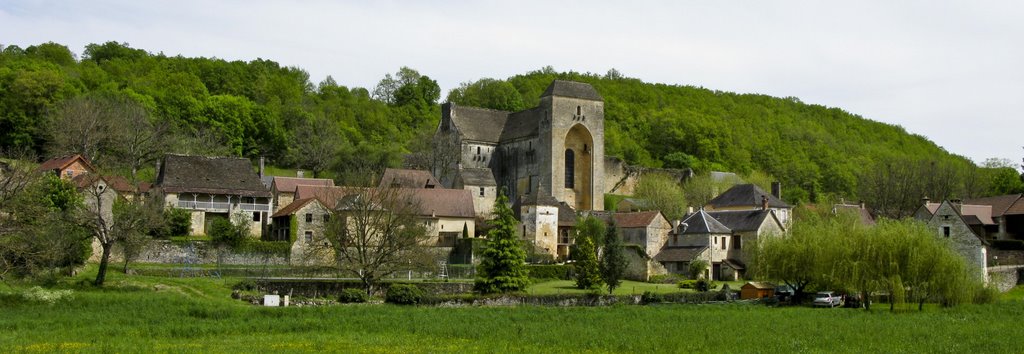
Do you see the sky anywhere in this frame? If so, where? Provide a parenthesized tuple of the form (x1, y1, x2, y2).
(2, 0, 1022, 167)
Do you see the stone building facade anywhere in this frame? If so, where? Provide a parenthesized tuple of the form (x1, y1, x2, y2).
(436, 80, 605, 214)
(918, 200, 990, 280)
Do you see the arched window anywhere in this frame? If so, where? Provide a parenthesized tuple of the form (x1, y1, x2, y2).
(565, 149, 575, 188)
(576, 106, 581, 115)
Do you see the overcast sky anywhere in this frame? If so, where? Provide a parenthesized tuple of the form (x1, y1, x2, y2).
(3, 1, 1021, 166)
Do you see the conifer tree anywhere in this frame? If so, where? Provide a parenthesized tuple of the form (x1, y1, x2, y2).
(600, 221, 628, 294)
(573, 216, 604, 290)
(475, 191, 529, 294)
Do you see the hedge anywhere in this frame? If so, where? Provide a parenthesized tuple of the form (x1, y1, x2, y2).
(526, 264, 575, 280)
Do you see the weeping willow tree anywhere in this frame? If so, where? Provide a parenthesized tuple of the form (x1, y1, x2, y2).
(751, 206, 989, 311)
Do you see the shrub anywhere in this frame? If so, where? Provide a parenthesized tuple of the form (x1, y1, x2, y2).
(232, 280, 258, 291)
(19, 286, 73, 305)
(677, 280, 698, 289)
(695, 279, 715, 292)
(526, 264, 575, 280)
(209, 217, 245, 248)
(339, 288, 369, 303)
(650, 273, 684, 284)
(973, 286, 999, 304)
(166, 208, 193, 237)
(385, 284, 424, 305)
(239, 241, 291, 255)
(640, 291, 665, 304)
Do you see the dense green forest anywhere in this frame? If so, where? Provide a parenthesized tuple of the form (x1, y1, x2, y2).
(1, 41, 1020, 215)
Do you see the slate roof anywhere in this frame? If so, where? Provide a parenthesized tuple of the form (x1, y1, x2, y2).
(706, 209, 778, 232)
(520, 186, 560, 206)
(501, 107, 541, 141)
(965, 194, 1024, 217)
(655, 246, 707, 262)
(378, 168, 440, 189)
(723, 259, 746, 270)
(458, 168, 497, 187)
(540, 80, 603, 101)
(272, 176, 335, 194)
(707, 184, 791, 209)
(614, 211, 665, 228)
(447, 104, 510, 143)
(558, 202, 578, 227)
(270, 198, 320, 218)
(37, 154, 95, 174)
(680, 210, 732, 234)
(156, 154, 270, 197)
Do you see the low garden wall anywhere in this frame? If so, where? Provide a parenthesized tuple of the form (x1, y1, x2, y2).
(96, 240, 289, 266)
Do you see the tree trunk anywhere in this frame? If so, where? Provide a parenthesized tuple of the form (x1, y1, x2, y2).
(94, 243, 112, 286)
(862, 291, 871, 311)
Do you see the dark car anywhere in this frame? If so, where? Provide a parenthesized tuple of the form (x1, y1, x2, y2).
(775, 285, 794, 303)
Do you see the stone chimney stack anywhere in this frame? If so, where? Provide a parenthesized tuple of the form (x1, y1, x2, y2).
(922, 196, 930, 206)
(761, 195, 769, 211)
(771, 181, 782, 200)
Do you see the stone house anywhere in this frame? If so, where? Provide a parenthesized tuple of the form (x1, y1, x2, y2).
(915, 200, 990, 280)
(613, 210, 671, 258)
(269, 176, 335, 213)
(36, 154, 95, 180)
(656, 210, 744, 280)
(915, 199, 996, 240)
(965, 194, 1024, 240)
(453, 167, 498, 218)
(436, 80, 605, 212)
(515, 190, 565, 258)
(155, 154, 271, 237)
(706, 209, 785, 266)
(832, 200, 875, 225)
(705, 183, 792, 227)
(268, 197, 332, 264)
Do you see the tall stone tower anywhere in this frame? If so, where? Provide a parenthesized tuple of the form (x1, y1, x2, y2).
(438, 80, 605, 215)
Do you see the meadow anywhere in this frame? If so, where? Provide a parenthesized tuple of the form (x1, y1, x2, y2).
(1, 270, 1023, 353)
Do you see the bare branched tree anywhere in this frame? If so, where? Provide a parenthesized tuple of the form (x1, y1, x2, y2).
(289, 114, 341, 178)
(404, 128, 461, 187)
(313, 187, 433, 294)
(108, 98, 169, 182)
(77, 175, 159, 286)
(47, 95, 114, 162)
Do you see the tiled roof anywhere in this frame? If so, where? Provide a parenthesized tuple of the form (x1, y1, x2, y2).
(156, 154, 270, 197)
(655, 246, 707, 262)
(558, 203, 578, 227)
(723, 258, 746, 270)
(680, 210, 732, 234)
(707, 184, 791, 209)
(614, 211, 664, 228)
(37, 154, 95, 173)
(378, 168, 440, 189)
(272, 176, 335, 194)
(965, 194, 1024, 217)
(270, 198, 319, 218)
(540, 80, 603, 101)
(833, 204, 876, 225)
(72, 174, 146, 194)
(293, 185, 474, 219)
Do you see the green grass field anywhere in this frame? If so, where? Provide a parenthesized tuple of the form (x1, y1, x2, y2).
(1, 269, 1023, 353)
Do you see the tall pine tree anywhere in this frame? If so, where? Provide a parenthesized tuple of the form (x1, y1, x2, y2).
(475, 191, 529, 294)
(600, 221, 629, 294)
(573, 216, 604, 290)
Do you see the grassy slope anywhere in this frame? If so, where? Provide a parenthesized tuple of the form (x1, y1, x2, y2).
(1, 270, 1023, 352)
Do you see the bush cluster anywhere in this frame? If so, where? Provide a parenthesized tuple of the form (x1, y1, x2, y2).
(385, 284, 424, 305)
(649, 274, 685, 284)
(640, 291, 665, 304)
(526, 264, 575, 280)
(338, 288, 369, 303)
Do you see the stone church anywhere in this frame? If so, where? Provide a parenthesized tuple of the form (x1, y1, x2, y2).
(436, 80, 606, 216)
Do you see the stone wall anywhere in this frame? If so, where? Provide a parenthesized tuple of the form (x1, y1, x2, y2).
(988, 265, 1024, 292)
(255, 279, 474, 297)
(989, 249, 1024, 266)
(603, 156, 691, 196)
(98, 240, 289, 265)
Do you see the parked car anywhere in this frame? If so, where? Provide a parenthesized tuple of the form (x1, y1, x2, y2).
(775, 285, 794, 303)
(812, 291, 843, 308)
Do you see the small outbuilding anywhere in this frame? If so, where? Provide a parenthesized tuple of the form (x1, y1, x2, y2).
(740, 281, 776, 300)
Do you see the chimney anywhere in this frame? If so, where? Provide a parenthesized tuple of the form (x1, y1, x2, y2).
(859, 200, 866, 209)
(761, 195, 769, 211)
(922, 196, 930, 206)
(259, 156, 265, 178)
(687, 206, 694, 215)
(771, 181, 782, 200)
(296, 170, 304, 178)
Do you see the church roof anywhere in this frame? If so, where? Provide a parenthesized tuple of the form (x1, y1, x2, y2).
(501, 107, 542, 142)
(680, 210, 732, 234)
(541, 80, 603, 101)
(447, 104, 509, 143)
(458, 168, 497, 187)
(707, 184, 791, 209)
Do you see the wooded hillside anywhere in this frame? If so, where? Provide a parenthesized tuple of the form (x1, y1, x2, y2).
(1, 41, 1019, 213)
